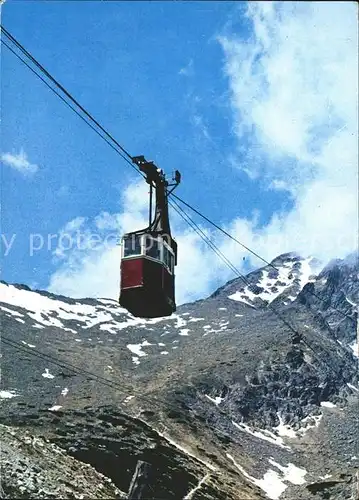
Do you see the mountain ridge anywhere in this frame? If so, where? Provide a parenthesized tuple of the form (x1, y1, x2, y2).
(1, 251, 358, 500)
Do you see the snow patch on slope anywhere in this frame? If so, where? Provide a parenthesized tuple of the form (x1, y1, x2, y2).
(0, 390, 19, 399)
(233, 421, 290, 450)
(205, 395, 224, 406)
(0, 283, 151, 333)
(274, 414, 298, 439)
(42, 368, 55, 379)
(233, 412, 323, 451)
(21, 340, 36, 348)
(228, 257, 317, 307)
(350, 341, 358, 358)
(156, 429, 217, 472)
(127, 340, 152, 361)
(320, 401, 336, 408)
(227, 453, 307, 500)
(0, 306, 25, 318)
(48, 405, 63, 412)
(228, 288, 258, 307)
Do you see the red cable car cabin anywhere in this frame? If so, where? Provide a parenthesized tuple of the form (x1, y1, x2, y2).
(120, 233, 177, 318)
(119, 156, 181, 318)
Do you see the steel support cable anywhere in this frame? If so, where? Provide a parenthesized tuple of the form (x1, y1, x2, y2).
(1, 39, 143, 178)
(3, 335, 355, 457)
(170, 202, 242, 277)
(0, 24, 279, 276)
(169, 199, 247, 283)
(3, 322, 356, 429)
(1, 26, 355, 325)
(171, 192, 276, 269)
(3, 23, 272, 270)
(1, 25, 133, 163)
(170, 203, 351, 383)
(0, 337, 343, 455)
(0, 336, 181, 409)
(171, 201, 356, 364)
(1, 336, 131, 393)
(170, 199, 353, 382)
(0, 335, 237, 428)
(172, 193, 357, 323)
(0, 336, 260, 449)
(266, 305, 351, 380)
(1, 27, 356, 445)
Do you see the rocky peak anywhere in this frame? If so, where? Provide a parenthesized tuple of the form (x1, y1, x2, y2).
(212, 253, 320, 309)
(1, 251, 358, 500)
(297, 251, 358, 350)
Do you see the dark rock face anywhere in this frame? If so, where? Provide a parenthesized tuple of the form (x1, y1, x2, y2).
(0, 408, 231, 500)
(0, 423, 125, 499)
(297, 252, 358, 347)
(1, 252, 358, 500)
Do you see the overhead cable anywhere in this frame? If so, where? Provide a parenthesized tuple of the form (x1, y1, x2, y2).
(1, 25, 355, 325)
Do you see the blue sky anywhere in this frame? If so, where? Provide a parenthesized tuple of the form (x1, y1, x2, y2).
(1, 1, 357, 302)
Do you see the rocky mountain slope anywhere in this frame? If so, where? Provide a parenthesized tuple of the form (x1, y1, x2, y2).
(1, 252, 358, 499)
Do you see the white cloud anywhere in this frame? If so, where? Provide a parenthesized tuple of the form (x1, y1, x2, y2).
(192, 114, 211, 140)
(57, 185, 70, 197)
(52, 217, 87, 259)
(49, 243, 121, 299)
(268, 179, 291, 193)
(62, 217, 87, 232)
(179, 59, 194, 77)
(1, 149, 38, 175)
(47, 180, 236, 304)
(219, 2, 357, 175)
(48, 2, 358, 305)
(48, 181, 149, 299)
(217, 1, 358, 260)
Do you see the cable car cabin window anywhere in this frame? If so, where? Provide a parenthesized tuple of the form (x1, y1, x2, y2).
(169, 251, 174, 273)
(163, 244, 174, 274)
(123, 235, 141, 257)
(144, 236, 161, 261)
(163, 246, 169, 269)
